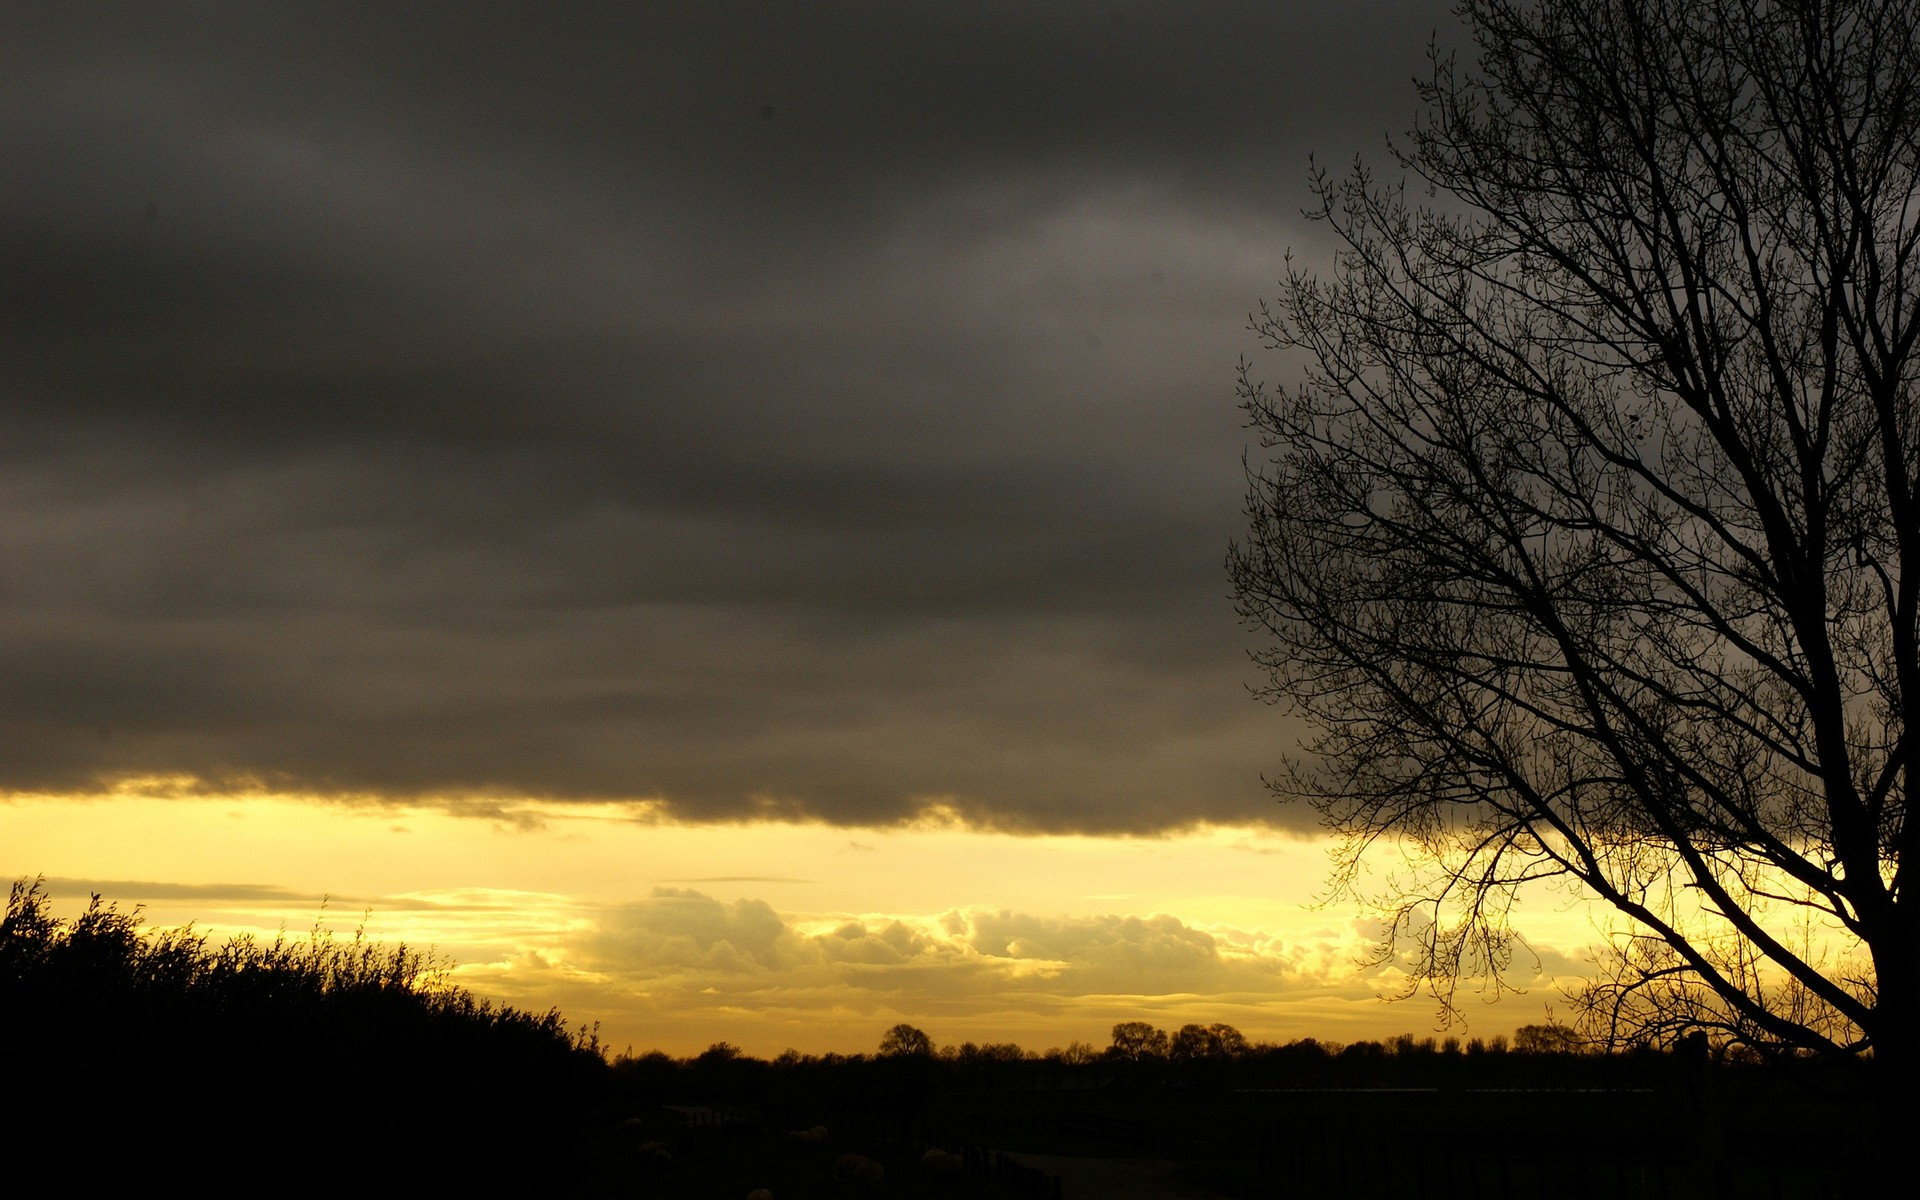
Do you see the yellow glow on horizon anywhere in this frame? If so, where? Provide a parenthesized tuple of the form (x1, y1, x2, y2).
(3, 789, 1596, 1055)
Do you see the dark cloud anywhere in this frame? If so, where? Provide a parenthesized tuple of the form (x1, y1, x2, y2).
(2, 2, 1456, 832)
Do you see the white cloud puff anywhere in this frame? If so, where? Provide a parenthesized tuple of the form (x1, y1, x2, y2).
(583, 888, 794, 972)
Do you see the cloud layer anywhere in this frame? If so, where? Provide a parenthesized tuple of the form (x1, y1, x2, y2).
(3, 2, 1457, 831)
(449, 885, 1588, 1054)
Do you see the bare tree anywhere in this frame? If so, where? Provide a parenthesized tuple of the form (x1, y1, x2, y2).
(1231, 0, 1919, 1102)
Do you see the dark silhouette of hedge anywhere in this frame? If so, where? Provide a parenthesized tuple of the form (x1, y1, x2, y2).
(0, 878, 608, 1195)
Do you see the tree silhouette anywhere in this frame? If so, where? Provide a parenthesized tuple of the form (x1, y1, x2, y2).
(1231, 0, 1919, 1109)
(1169, 1022, 1250, 1063)
(1107, 1020, 1171, 1063)
(878, 1021, 935, 1057)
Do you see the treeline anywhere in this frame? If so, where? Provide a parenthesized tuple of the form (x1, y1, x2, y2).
(612, 1017, 1709, 1109)
(0, 879, 609, 1193)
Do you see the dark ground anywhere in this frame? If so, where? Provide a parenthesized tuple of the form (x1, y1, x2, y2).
(575, 1074, 1878, 1199)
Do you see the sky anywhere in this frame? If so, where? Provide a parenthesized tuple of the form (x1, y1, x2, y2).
(1, 1, 1594, 1055)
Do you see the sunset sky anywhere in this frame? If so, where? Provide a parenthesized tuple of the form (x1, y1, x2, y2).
(3, 1, 1596, 1055)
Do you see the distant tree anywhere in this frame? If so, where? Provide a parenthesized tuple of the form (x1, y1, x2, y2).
(1391, 1034, 1440, 1058)
(1107, 1020, 1170, 1062)
(614, 1048, 680, 1097)
(1210, 1022, 1251, 1058)
(1514, 1023, 1585, 1055)
(1231, 0, 1920, 1108)
(878, 1022, 935, 1057)
(1252, 1037, 1335, 1088)
(1169, 1023, 1211, 1063)
(1170, 1022, 1251, 1063)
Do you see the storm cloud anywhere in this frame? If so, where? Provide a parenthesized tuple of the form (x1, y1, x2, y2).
(3, 2, 1458, 831)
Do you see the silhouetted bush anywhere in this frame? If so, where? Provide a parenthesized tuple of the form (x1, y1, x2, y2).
(1, 878, 608, 1195)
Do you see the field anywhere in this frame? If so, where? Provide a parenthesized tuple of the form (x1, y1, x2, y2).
(573, 1063, 1875, 1199)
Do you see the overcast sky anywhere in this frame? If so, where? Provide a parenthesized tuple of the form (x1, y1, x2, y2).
(3, 1, 1462, 834)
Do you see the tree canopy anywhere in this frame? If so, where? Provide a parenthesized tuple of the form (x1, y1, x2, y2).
(878, 1021, 936, 1057)
(1232, 0, 1920, 1095)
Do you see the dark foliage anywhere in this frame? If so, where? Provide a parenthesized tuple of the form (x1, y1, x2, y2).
(603, 1017, 1803, 1104)
(0, 878, 608, 1195)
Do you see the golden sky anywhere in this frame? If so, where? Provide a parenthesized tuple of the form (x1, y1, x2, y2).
(4, 788, 1592, 1057)
(2, 1, 1586, 1060)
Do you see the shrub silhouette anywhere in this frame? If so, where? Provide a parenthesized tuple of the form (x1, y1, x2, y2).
(1, 878, 607, 1195)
